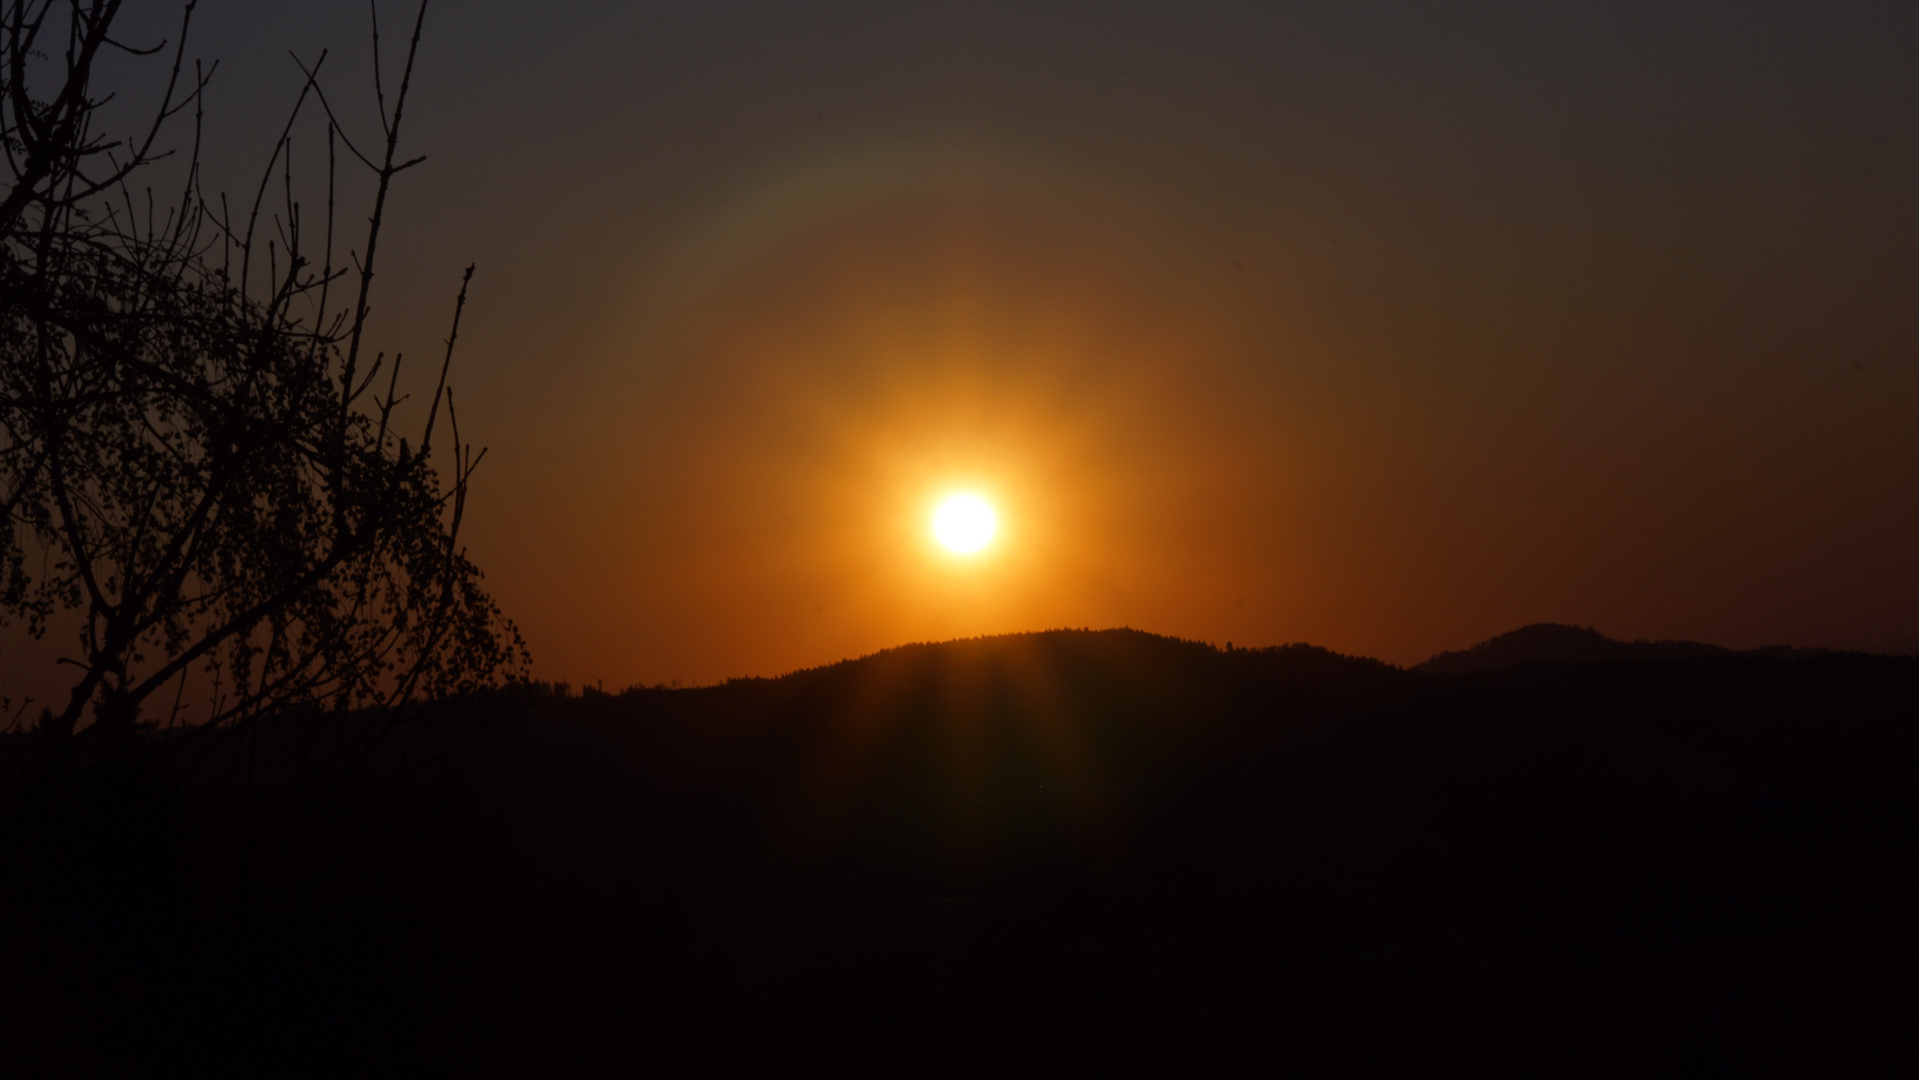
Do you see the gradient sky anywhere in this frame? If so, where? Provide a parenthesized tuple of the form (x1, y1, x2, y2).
(82, 1, 1919, 686)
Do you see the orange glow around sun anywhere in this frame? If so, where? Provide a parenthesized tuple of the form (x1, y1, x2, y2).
(550, 141, 1318, 687)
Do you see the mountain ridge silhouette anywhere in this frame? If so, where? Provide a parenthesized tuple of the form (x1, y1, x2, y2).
(1415, 621, 1835, 674)
(6, 625, 1913, 1075)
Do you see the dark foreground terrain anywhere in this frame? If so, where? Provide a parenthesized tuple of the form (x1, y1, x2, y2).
(5, 628, 1916, 1075)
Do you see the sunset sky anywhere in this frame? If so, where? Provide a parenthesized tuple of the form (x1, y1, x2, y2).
(107, 1, 1918, 687)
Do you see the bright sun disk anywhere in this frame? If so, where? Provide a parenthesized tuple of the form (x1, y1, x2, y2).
(933, 494, 997, 554)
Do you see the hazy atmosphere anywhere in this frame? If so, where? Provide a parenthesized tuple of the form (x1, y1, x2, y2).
(10, 4, 1919, 1074)
(102, 1, 1919, 684)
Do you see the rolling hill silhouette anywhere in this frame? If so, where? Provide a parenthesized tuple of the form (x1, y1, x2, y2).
(1416, 622, 1827, 673)
(5, 628, 1915, 1075)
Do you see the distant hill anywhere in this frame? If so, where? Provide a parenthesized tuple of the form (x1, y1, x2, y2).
(1416, 621, 1830, 673)
(5, 627, 1913, 1076)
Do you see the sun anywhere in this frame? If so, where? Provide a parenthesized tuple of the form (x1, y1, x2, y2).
(932, 493, 997, 554)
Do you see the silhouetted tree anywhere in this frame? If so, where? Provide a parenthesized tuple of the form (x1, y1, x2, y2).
(0, 0, 525, 762)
